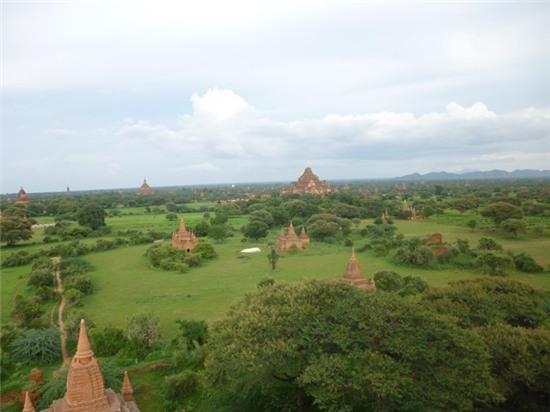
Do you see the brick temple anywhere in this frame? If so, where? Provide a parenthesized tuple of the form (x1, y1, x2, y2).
(281, 167, 337, 196)
(276, 222, 309, 252)
(172, 217, 197, 252)
(32, 319, 140, 412)
(137, 178, 153, 195)
(16, 187, 29, 205)
(342, 250, 376, 290)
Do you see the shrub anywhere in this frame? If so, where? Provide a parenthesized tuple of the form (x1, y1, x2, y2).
(11, 295, 43, 327)
(176, 320, 209, 348)
(478, 237, 503, 252)
(184, 253, 203, 267)
(28, 269, 55, 288)
(64, 275, 94, 294)
(512, 253, 544, 273)
(64, 288, 83, 306)
(90, 326, 129, 357)
(373, 271, 402, 291)
(10, 327, 60, 363)
(165, 370, 199, 405)
(193, 242, 217, 259)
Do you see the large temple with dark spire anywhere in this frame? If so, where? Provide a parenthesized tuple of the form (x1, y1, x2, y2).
(276, 222, 310, 252)
(281, 167, 337, 196)
(137, 178, 153, 196)
(342, 250, 376, 290)
(27, 319, 140, 412)
(16, 187, 29, 205)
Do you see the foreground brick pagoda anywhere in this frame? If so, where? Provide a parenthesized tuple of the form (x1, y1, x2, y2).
(16, 187, 29, 204)
(276, 222, 309, 252)
(41, 319, 139, 412)
(342, 250, 376, 290)
(281, 167, 337, 196)
(137, 178, 153, 195)
(172, 217, 197, 252)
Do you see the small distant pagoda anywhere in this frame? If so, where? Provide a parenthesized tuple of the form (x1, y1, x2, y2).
(138, 178, 153, 195)
(42, 319, 140, 412)
(276, 222, 309, 252)
(281, 167, 337, 196)
(380, 209, 391, 224)
(342, 249, 376, 290)
(401, 200, 418, 221)
(15, 187, 29, 205)
(172, 217, 197, 252)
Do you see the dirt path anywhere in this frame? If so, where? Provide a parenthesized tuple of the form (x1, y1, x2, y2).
(51, 257, 70, 365)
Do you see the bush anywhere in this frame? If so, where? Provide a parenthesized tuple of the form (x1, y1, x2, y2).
(184, 253, 203, 267)
(176, 320, 208, 348)
(64, 275, 94, 294)
(373, 271, 402, 291)
(165, 370, 199, 405)
(64, 288, 83, 306)
(392, 238, 434, 267)
(90, 326, 129, 357)
(28, 269, 55, 288)
(478, 237, 503, 252)
(193, 242, 217, 259)
(512, 253, 544, 273)
(10, 327, 60, 363)
(11, 295, 43, 327)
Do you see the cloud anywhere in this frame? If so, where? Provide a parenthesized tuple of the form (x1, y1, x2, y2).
(119, 89, 550, 168)
(169, 162, 220, 172)
(45, 128, 76, 137)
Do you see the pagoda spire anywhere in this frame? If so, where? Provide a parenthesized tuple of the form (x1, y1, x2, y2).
(74, 319, 93, 359)
(287, 221, 297, 238)
(344, 248, 363, 279)
(22, 391, 35, 412)
(121, 371, 134, 401)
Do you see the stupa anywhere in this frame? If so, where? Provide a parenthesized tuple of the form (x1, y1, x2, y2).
(137, 178, 153, 195)
(342, 250, 376, 290)
(43, 319, 140, 412)
(22, 392, 35, 412)
(281, 167, 337, 196)
(16, 187, 29, 205)
(276, 222, 309, 252)
(172, 217, 197, 252)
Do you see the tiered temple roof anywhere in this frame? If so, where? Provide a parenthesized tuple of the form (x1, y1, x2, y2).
(276, 222, 309, 252)
(16, 187, 29, 204)
(42, 319, 140, 412)
(137, 178, 153, 195)
(172, 217, 197, 252)
(342, 250, 376, 290)
(281, 167, 337, 196)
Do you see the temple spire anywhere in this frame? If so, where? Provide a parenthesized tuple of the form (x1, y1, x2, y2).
(121, 371, 134, 401)
(22, 392, 35, 412)
(75, 319, 93, 359)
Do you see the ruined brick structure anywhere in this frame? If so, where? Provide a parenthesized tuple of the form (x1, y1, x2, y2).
(172, 217, 197, 252)
(40, 319, 140, 412)
(137, 178, 153, 195)
(16, 187, 29, 205)
(276, 222, 309, 252)
(342, 250, 376, 290)
(425, 233, 443, 245)
(281, 167, 337, 196)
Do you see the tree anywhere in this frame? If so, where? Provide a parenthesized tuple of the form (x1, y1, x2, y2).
(478, 237, 503, 251)
(500, 218, 526, 238)
(512, 253, 543, 273)
(193, 220, 211, 237)
(0, 215, 32, 245)
(127, 312, 161, 350)
(422, 278, 548, 328)
(478, 324, 550, 412)
(373, 271, 402, 291)
(267, 247, 279, 271)
(466, 219, 477, 231)
(76, 203, 105, 230)
(209, 224, 229, 242)
(11, 295, 43, 327)
(204, 281, 498, 411)
(476, 252, 514, 276)
(90, 326, 129, 357)
(249, 210, 274, 227)
(242, 220, 269, 240)
(165, 213, 178, 221)
(481, 202, 523, 224)
(176, 320, 208, 349)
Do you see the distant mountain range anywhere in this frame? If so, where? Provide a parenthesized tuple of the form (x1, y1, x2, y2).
(394, 169, 550, 181)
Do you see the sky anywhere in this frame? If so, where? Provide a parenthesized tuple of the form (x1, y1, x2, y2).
(2, 0, 550, 193)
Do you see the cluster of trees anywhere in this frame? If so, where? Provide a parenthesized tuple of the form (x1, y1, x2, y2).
(146, 242, 217, 272)
(197, 279, 549, 411)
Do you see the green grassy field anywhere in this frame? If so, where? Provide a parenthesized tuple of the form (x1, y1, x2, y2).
(3, 217, 548, 336)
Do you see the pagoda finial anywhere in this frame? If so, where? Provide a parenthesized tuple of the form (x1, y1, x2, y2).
(22, 391, 35, 412)
(74, 319, 93, 359)
(351, 247, 356, 259)
(121, 371, 134, 401)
